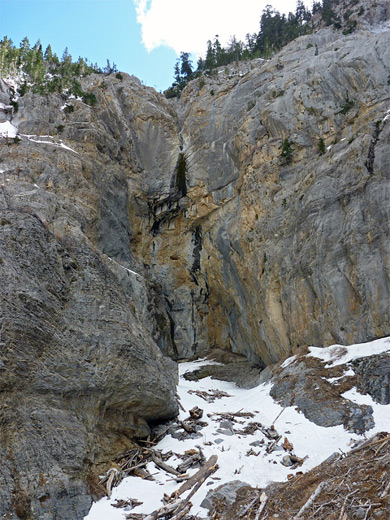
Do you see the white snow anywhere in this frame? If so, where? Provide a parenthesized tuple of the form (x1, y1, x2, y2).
(342, 388, 390, 432)
(0, 103, 13, 111)
(0, 121, 18, 138)
(383, 109, 390, 123)
(19, 134, 79, 154)
(324, 367, 356, 384)
(105, 255, 143, 279)
(84, 336, 390, 520)
(58, 141, 78, 153)
(3, 76, 21, 92)
(281, 355, 296, 368)
(308, 336, 390, 367)
(370, 20, 390, 34)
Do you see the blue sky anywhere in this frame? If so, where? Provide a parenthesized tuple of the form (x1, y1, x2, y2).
(0, 0, 309, 92)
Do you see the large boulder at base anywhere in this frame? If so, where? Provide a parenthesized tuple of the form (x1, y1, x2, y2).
(0, 209, 178, 519)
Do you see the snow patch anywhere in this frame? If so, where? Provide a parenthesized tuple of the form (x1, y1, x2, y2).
(85, 336, 390, 519)
(281, 355, 296, 368)
(20, 134, 79, 154)
(383, 109, 390, 123)
(308, 337, 390, 367)
(0, 103, 13, 111)
(342, 388, 390, 432)
(324, 367, 356, 384)
(105, 255, 143, 279)
(0, 121, 18, 138)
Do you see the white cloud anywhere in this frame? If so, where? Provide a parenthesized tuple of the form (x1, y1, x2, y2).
(133, 0, 311, 56)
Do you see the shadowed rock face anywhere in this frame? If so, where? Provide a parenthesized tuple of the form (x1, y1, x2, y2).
(0, 209, 178, 518)
(1, 79, 180, 518)
(0, 2, 390, 516)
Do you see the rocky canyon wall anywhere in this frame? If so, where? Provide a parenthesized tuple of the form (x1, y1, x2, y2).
(0, 2, 389, 517)
(129, 19, 390, 365)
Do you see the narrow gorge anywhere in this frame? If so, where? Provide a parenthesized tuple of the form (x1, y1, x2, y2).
(0, 0, 389, 517)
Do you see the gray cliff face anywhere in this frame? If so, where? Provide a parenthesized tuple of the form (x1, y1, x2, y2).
(0, 79, 179, 518)
(144, 16, 390, 364)
(0, 2, 390, 517)
(0, 210, 178, 518)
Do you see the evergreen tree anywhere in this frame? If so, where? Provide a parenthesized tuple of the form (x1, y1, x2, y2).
(318, 137, 326, 155)
(295, 0, 306, 23)
(179, 52, 193, 81)
(322, 0, 336, 26)
(197, 56, 205, 71)
(245, 33, 257, 55)
(19, 37, 30, 60)
(204, 40, 215, 70)
(165, 0, 345, 99)
(44, 44, 53, 62)
(213, 36, 225, 67)
(62, 46, 71, 63)
(281, 138, 293, 164)
(312, 1, 322, 15)
(0, 36, 107, 98)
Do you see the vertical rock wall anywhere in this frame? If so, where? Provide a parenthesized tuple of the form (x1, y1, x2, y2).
(134, 24, 390, 364)
(1, 9, 390, 515)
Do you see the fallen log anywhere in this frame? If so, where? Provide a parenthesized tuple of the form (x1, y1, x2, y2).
(209, 411, 255, 420)
(151, 452, 182, 476)
(189, 406, 204, 420)
(254, 492, 268, 520)
(173, 454, 219, 499)
(293, 481, 327, 519)
(133, 467, 154, 480)
(180, 421, 195, 434)
(143, 456, 218, 520)
(123, 461, 148, 475)
(143, 500, 184, 520)
(106, 468, 119, 498)
(170, 502, 192, 519)
(239, 495, 259, 517)
(349, 433, 390, 455)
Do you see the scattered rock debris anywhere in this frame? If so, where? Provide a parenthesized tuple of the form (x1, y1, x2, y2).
(88, 344, 390, 520)
(112, 497, 143, 509)
(188, 389, 233, 403)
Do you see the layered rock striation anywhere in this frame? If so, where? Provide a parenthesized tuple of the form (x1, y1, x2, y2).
(0, 80, 179, 518)
(0, 1, 390, 517)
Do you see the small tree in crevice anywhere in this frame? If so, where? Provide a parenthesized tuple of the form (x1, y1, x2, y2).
(281, 138, 293, 164)
(318, 137, 326, 155)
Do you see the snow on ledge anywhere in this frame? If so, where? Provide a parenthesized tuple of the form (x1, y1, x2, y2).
(281, 354, 297, 368)
(0, 121, 18, 138)
(19, 134, 79, 154)
(308, 336, 390, 367)
(0, 102, 13, 111)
